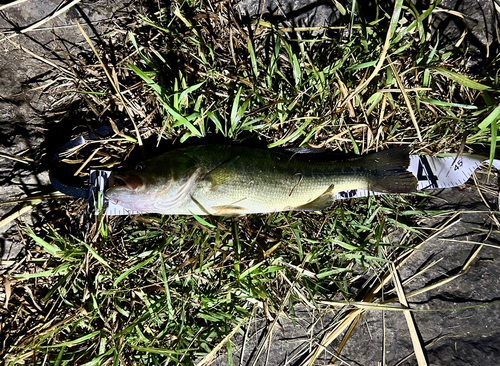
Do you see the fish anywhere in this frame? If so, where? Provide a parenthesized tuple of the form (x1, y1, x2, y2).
(105, 145, 417, 216)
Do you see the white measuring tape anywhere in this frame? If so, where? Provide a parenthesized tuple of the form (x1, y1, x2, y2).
(89, 155, 500, 216)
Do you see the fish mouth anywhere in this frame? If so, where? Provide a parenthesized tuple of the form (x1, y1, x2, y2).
(110, 173, 145, 192)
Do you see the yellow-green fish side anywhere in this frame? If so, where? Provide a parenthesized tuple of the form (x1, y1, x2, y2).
(105, 145, 417, 216)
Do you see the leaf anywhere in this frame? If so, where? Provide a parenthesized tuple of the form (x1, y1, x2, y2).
(207, 111, 226, 136)
(346, 61, 378, 71)
(15, 263, 72, 278)
(331, 239, 359, 251)
(333, 0, 346, 15)
(477, 104, 500, 131)
(420, 97, 477, 109)
(173, 78, 179, 110)
(292, 54, 301, 86)
(489, 115, 498, 176)
(27, 227, 60, 257)
(316, 267, 350, 279)
(179, 82, 205, 105)
(240, 261, 265, 279)
(366, 92, 384, 115)
(281, 38, 301, 86)
(192, 214, 216, 229)
(267, 118, 314, 148)
(129, 63, 165, 96)
(128, 32, 155, 68)
(433, 67, 491, 91)
(81, 242, 113, 270)
(129, 344, 188, 358)
(43, 331, 101, 348)
(164, 103, 202, 137)
(247, 39, 259, 79)
(466, 105, 500, 145)
(114, 255, 157, 287)
(230, 87, 243, 135)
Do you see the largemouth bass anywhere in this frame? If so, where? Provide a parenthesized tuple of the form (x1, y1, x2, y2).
(105, 145, 417, 216)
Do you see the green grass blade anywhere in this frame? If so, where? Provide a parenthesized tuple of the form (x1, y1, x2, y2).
(179, 81, 205, 105)
(247, 39, 259, 79)
(192, 213, 216, 229)
(477, 104, 500, 131)
(15, 263, 72, 278)
(164, 103, 202, 137)
(207, 111, 226, 136)
(267, 118, 314, 148)
(43, 331, 100, 348)
(129, 63, 165, 96)
(239, 261, 265, 279)
(489, 116, 498, 175)
(81, 242, 113, 270)
(433, 67, 491, 91)
(346, 61, 377, 71)
(114, 255, 158, 287)
(420, 97, 477, 109)
(27, 228, 60, 257)
(173, 78, 179, 109)
(230, 87, 243, 135)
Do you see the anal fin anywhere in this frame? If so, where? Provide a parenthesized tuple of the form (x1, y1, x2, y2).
(295, 185, 335, 211)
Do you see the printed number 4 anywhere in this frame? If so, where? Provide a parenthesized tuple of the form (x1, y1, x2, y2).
(454, 160, 463, 171)
(417, 156, 439, 188)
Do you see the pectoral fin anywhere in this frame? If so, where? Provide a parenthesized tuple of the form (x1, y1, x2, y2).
(295, 185, 335, 211)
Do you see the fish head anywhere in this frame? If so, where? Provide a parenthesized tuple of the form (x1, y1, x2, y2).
(105, 160, 175, 212)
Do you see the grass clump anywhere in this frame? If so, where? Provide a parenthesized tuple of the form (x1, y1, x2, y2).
(5, 197, 428, 365)
(2, 0, 499, 365)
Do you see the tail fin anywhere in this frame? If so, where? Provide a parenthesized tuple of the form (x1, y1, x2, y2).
(363, 147, 417, 193)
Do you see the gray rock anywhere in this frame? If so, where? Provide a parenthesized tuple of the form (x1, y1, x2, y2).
(0, 0, 132, 258)
(237, 0, 500, 64)
(237, 0, 341, 29)
(429, 0, 500, 65)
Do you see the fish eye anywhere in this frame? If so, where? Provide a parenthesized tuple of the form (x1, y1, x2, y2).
(135, 164, 145, 172)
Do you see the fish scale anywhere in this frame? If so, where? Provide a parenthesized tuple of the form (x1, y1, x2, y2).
(179, 147, 370, 214)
